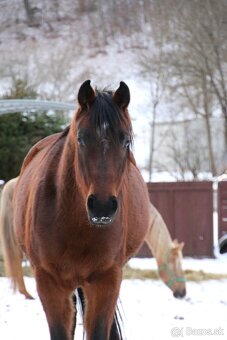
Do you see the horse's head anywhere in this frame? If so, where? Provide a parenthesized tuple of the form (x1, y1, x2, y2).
(73, 80, 133, 227)
(158, 239, 186, 298)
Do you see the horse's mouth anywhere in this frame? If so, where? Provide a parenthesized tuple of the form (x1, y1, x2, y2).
(90, 216, 113, 227)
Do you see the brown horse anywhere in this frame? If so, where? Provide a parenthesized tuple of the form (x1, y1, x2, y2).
(13, 80, 150, 340)
(1, 177, 186, 301)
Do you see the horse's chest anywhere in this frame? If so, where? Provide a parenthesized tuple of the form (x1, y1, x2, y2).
(50, 230, 122, 286)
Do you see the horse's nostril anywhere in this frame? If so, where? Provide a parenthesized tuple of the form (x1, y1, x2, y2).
(173, 291, 179, 298)
(87, 195, 96, 211)
(111, 196, 118, 213)
(87, 195, 118, 224)
(181, 288, 186, 297)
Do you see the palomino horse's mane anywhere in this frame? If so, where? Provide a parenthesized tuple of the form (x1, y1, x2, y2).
(147, 203, 180, 261)
(145, 203, 186, 297)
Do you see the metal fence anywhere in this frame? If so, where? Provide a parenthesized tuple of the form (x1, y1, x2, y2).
(0, 99, 74, 115)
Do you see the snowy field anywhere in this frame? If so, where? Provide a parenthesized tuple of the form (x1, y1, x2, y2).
(1, 257, 227, 340)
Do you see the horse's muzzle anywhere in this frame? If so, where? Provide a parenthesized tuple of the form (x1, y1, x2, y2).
(91, 216, 112, 225)
(87, 194, 118, 227)
(173, 288, 186, 299)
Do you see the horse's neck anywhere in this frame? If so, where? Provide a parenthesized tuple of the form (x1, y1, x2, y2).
(56, 135, 78, 197)
(146, 204, 172, 265)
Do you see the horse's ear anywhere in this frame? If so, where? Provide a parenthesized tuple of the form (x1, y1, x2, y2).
(179, 242, 184, 251)
(113, 81, 130, 109)
(172, 240, 185, 255)
(78, 80, 96, 108)
(172, 239, 179, 256)
(173, 239, 181, 247)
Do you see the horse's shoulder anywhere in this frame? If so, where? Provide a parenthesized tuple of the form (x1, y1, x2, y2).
(20, 127, 70, 173)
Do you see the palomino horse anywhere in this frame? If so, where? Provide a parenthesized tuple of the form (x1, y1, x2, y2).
(145, 203, 186, 298)
(1, 178, 186, 301)
(13, 80, 151, 340)
(0, 177, 33, 299)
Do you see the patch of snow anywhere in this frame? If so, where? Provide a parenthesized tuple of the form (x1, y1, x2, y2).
(0, 275, 227, 340)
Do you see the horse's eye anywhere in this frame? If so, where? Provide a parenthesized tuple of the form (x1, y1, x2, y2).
(77, 136, 85, 146)
(123, 139, 130, 149)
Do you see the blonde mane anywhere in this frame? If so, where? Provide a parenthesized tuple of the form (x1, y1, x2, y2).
(146, 203, 173, 261)
(145, 203, 184, 263)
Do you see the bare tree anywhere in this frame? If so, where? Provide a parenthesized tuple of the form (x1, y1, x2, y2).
(166, 122, 209, 180)
(140, 47, 169, 180)
(168, 57, 217, 175)
(147, 0, 227, 174)
(23, 0, 42, 27)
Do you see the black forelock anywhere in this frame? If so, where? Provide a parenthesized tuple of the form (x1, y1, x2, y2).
(89, 89, 133, 145)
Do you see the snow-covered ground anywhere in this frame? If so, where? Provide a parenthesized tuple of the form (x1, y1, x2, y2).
(1, 257, 227, 340)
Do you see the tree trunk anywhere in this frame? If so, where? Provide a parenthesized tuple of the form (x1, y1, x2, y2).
(23, 0, 32, 21)
(223, 106, 227, 153)
(148, 103, 157, 181)
(202, 73, 217, 176)
(204, 114, 216, 176)
(23, 0, 42, 27)
(223, 112, 227, 172)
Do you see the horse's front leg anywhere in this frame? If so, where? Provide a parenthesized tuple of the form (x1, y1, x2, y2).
(83, 267, 122, 340)
(35, 268, 75, 340)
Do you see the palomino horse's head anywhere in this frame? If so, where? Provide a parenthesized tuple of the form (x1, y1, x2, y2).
(73, 80, 133, 227)
(158, 240, 186, 298)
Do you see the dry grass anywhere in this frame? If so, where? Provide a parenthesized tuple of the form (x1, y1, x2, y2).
(123, 265, 159, 280)
(183, 269, 227, 281)
(123, 265, 227, 282)
(1, 260, 227, 282)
